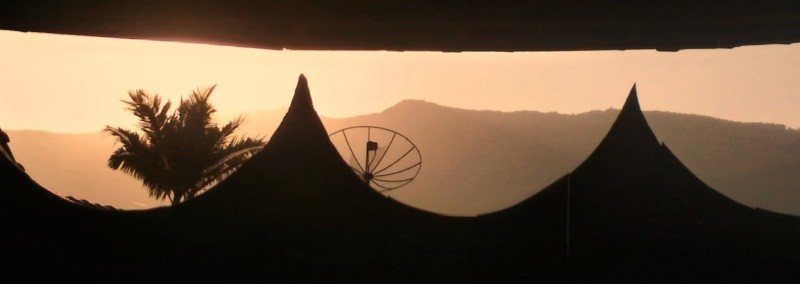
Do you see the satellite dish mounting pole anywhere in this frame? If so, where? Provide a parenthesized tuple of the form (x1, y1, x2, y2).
(363, 140, 378, 183)
(566, 173, 571, 272)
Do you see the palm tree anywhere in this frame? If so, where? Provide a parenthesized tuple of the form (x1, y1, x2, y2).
(104, 85, 266, 205)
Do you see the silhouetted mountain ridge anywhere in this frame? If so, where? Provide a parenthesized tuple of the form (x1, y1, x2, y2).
(325, 100, 800, 215)
(2, 78, 799, 282)
(7, 99, 800, 215)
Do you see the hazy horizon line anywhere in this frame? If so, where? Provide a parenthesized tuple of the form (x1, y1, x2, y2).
(4, 99, 796, 134)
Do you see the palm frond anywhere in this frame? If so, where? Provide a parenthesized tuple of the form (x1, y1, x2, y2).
(106, 84, 265, 205)
(122, 90, 173, 142)
(194, 137, 265, 194)
(212, 116, 245, 148)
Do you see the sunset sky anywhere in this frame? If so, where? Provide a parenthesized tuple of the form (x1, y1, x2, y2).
(1, 29, 799, 133)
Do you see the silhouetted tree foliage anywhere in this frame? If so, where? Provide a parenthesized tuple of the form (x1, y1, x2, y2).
(105, 85, 266, 205)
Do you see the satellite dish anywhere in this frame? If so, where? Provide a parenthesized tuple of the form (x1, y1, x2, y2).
(329, 126, 421, 192)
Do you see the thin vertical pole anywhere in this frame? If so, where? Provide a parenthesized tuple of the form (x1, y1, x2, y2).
(566, 173, 571, 271)
(366, 127, 372, 172)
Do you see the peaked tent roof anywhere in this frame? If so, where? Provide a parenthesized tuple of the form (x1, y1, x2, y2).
(134, 75, 482, 281)
(174, 74, 447, 221)
(2, 78, 800, 281)
(518, 84, 800, 281)
(1, 1, 799, 51)
(0, 75, 473, 281)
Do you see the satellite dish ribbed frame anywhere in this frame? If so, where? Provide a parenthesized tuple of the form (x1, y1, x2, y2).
(329, 126, 422, 192)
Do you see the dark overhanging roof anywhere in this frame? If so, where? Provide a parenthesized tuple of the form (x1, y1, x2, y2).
(1, 1, 799, 52)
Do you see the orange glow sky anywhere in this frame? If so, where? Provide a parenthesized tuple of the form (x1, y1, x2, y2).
(1, 30, 800, 133)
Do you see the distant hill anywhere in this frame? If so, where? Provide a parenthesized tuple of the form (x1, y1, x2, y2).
(7, 100, 800, 215)
(7, 131, 168, 209)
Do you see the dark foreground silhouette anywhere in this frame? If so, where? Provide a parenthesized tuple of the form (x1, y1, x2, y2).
(0, 128, 22, 171)
(1, 76, 799, 282)
(2, 2, 798, 52)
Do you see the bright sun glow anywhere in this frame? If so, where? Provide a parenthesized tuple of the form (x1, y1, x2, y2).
(1, 30, 800, 133)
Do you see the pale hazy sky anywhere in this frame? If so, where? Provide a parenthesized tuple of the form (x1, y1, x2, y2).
(1, 30, 799, 133)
